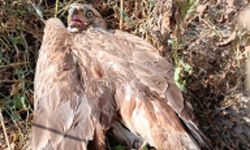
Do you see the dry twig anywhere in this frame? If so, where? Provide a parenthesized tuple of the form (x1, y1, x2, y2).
(119, 0, 124, 30)
(0, 109, 11, 150)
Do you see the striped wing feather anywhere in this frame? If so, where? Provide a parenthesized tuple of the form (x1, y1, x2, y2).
(33, 18, 212, 150)
(33, 18, 98, 150)
(71, 28, 212, 149)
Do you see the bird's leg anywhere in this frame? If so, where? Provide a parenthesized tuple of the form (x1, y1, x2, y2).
(107, 121, 144, 149)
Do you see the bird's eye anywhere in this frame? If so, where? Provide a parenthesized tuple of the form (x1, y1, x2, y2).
(86, 10, 94, 18)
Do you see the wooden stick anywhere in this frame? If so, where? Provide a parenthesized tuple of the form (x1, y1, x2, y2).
(0, 109, 11, 150)
(54, 0, 59, 17)
(119, 0, 124, 30)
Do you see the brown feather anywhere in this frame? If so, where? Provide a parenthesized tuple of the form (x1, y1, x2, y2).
(33, 18, 104, 150)
(33, 4, 213, 150)
(71, 27, 212, 149)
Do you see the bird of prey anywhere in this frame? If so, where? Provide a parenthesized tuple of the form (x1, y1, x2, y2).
(32, 3, 212, 150)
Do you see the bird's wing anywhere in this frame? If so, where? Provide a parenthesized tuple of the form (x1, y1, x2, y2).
(111, 30, 212, 148)
(72, 28, 211, 149)
(32, 18, 96, 150)
(72, 27, 191, 120)
(113, 30, 187, 113)
(116, 30, 205, 126)
(112, 30, 212, 149)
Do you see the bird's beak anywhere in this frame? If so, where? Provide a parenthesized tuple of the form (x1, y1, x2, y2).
(69, 15, 88, 26)
(68, 7, 89, 31)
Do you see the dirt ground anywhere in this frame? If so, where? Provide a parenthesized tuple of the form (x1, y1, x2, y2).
(0, 0, 250, 149)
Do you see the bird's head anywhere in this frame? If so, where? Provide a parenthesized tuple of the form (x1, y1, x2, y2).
(67, 3, 107, 32)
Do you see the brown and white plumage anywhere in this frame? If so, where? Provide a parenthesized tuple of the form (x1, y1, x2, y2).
(32, 3, 212, 150)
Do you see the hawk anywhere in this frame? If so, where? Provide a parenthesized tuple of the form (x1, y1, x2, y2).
(32, 3, 212, 150)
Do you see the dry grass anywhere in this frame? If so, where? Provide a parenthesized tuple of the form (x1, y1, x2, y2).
(0, 0, 250, 149)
